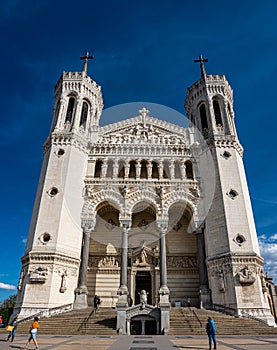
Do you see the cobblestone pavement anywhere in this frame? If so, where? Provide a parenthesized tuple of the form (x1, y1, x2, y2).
(1, 334, 277, 350)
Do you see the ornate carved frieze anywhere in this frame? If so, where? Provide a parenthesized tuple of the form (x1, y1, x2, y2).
(166, 256, 198, 269)
(21, 252, 80, 268)
(207, 254, 263, 289)
(236, 266, 256, 285)
(29, 266, 48, 283)
(88, 255, 120, 269)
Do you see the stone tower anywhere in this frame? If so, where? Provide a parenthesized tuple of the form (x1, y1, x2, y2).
(14, 58, 103, 317)
(185, 59, 275, 325)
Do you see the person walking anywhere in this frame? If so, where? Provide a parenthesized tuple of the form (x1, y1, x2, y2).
(23, 316, 40, 350)
(206, 316, 217, 350)
(94, 294, 101, 311)
(7, 317, 19, 342)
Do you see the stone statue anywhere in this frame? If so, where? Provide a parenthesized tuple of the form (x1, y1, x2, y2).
(138, 289, 148, 305)
(237, 266, 256, 285)
(217, 268, 225, 292)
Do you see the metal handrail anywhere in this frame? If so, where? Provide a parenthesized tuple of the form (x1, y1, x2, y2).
(78, 307, 97, 331)
(191, 308, 203, 334)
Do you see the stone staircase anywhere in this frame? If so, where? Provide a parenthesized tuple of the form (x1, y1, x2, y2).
(16, 307, 117, 336)
(170, 307, 277, 335)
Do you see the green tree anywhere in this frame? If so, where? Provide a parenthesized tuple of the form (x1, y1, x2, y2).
(0, 294, 16, 324)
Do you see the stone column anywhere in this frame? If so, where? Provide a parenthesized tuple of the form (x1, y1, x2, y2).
(156, 218, 170, 335)
(124, 160, 129, 179)
(180, 161, 186, 180)
(74, 218, 95, 309)
(101, 159, 108, 178)
(135, 160, 141, 180)
(169, 160, 175, 179)
(146, 160, 152, 179)
(72, 97, 83, 131)
(158, 160, 163, 180)
(113, 159, 119, 179)
(55, 97, 66, 130)
(116, 218, 132, 334)
(196, 226, 211, 308)
(141, 319, 146, 335)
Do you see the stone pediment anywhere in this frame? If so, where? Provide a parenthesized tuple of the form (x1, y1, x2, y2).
(98, 113, 189, 146)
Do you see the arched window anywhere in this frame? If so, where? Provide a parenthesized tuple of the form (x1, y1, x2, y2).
(129, 161, 136, 178)
(213, 100, 223, 126)
(106, 161, 113, 178)
(152, 162, 159, 179)
(118, 161, 125, 178)
(140, 161, 147, 179)
(185, 161, 194, 179)
(65, 97, 75, 124)
(94, 160, 102, 178)
(80, 101, 88, 128)
(199, 104, 208, 131)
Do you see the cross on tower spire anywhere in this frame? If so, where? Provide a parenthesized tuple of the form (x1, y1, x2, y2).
(80, 51, 94, 74)
(194, 55, 208, 78)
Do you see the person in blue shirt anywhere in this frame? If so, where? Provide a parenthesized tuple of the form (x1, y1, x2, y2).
(7, 317, 19, 342)
(206, 316, 217, 350)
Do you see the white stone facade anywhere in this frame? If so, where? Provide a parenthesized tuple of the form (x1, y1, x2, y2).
(13, 64, 276, 331)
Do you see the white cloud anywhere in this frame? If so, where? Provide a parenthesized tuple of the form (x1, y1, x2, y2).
(0, 282, 17, 290)
(258, 235, 277, 283)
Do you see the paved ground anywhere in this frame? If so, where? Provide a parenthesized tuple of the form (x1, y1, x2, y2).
(1, 333, 277, 350)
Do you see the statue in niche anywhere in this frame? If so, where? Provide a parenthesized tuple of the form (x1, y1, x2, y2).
(60, 272, 67, 293)
(17, 269, 25, 292)
(138, 289, 148, 305)
(260, 269, 268, 293)
(237, 266, 256, 285)
(217, 268, 225, 292)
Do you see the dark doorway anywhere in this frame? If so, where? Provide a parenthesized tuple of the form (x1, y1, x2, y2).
(145, 320, 157, 335)
(135, 271, 152, 305)
(130, 320, 141, 335)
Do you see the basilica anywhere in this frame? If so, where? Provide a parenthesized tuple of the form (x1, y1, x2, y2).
(14, 55, 276, 333)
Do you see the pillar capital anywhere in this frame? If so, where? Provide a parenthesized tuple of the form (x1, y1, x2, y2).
(156, 217, 169, 233)
(119, 218, 132, 231)
(81, 218, 96, 232)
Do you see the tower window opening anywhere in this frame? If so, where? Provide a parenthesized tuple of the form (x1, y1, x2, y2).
(152, 162, 159, 179)
(227, 189, 238, 199)
(118, 161, 125, 178)
(129, 161, 136, 178)
(199, 104, 208, 131)
(185, 161, 194, 179)
(57, 149, 65, 156)
(106, 161, 113, 178)
(213, 99, 223, 126)
(94, 160, 102, 178)
(48, 187, 58, 197)
(222, 151, 231, 159)
(65, 97, 75, 124)
(80, 101, 88, 129)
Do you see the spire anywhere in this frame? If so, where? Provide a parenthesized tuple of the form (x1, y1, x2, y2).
(194, 55, 208, 78)
(80, 51, 94, 74)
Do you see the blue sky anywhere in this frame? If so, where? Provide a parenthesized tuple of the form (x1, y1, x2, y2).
(0, 0, 276, 302)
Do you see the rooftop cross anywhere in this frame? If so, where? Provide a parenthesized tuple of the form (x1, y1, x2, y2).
(139, 107, 150, 118)
(80, 51, 94, 74)
(194, 55, 208, 78)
